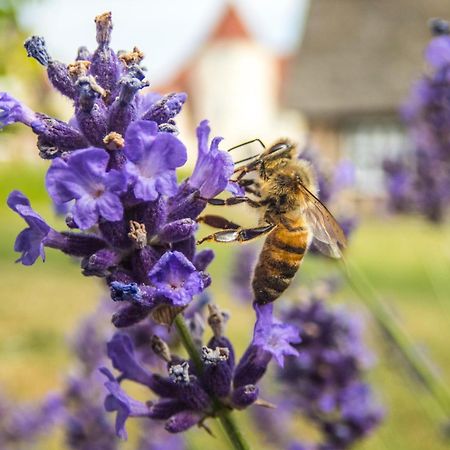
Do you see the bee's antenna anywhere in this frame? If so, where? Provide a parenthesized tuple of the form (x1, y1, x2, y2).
(233, 154, 260, 165)
(227, 139, 266, 152)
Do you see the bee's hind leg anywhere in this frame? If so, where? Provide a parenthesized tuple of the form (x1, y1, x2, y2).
(203, 196, 266, 208)
(197, 224, 275, 245)
(197, 215, 241, 230)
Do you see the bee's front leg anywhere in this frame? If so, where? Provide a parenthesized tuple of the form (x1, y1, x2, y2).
(197, 224, 275, 245)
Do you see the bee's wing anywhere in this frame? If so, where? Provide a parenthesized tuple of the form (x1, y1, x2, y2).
(298, 184, 347, 259)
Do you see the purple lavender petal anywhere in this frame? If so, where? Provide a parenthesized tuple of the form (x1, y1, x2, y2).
(124, 120, 187, 201)
(106, 333, 155, 387)
(101, 368, 150, 440)
(148, 251, 205, 307)
(0, 92, 36, 129)
(46, 148, 127, 229)
(7, 190, 51, 265)
(188, 120, 234, 199)
(252, 303, 301, 367)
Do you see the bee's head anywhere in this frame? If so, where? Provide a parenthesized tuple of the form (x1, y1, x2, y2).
(265, 139, 294, 160)
(258, 140, 295, 180)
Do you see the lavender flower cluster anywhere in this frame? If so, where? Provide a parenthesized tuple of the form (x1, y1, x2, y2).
(2, 12, 238, 328)
(1, 10, 383, 450)
(0, 300, 186, 450)
(1, 11, 304, 446)
(102, 301, 299, 437)
(384, 19, 450, 222)
(277, 295, 382, 449)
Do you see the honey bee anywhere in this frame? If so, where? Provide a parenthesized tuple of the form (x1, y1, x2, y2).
(197, 139, 347, 305)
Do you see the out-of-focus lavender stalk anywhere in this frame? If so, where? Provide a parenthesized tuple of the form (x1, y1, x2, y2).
(384, 19, 450, 222)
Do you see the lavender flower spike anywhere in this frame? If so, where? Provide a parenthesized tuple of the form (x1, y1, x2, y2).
(46, 148, 128, 229)
(7, 191, 51, 265)
(123, 120, 187, 201)
(188, 120, 234, 198)
(0, 93, 36, 129)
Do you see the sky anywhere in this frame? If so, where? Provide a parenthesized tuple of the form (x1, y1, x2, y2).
(19, 0, 310, 86)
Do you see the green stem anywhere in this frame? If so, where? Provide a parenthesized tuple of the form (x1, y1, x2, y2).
(173, 314, 251, 450)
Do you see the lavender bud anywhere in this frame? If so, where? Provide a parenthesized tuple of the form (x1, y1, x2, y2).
(231, 385, 259, 409)
(91, 12, 122, 101)
(193, 249, 215, 271)
(95, 11, 113, 47)
(430, 18, 450, 35)
(108, 75, 149, 134)
(24, 36, 77, 98)
(142, 92, 187, 124)
(233, 346, 271, 388)
(99, 219, 131, 248)
(111, 303, 150, 328)
(31, 114, 88, 150)
(158, 218, 198, 243)
(130, 197, 167, 236)
(24, 36, 50, 66)
(171, 236, 196, 261)
(43, 230, 106, 257)
(165, 411, 202, 433)
(207, 304, 228, 338)
(159, 120, 179, 135)
(76, 46, 91, 61)
(207, 335, 235, 370)
(131, 246, 159, 284)
(81, 248, 121, 276)
(201, 346, 232, 397)
(76, 76, 106, 112)
(118, 76, 149, 105)
(148, 399, 186, 420)
(169, 362, 210, 410)
(151, 335, 172, 363)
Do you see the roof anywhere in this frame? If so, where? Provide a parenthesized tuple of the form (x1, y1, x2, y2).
(284, 0, 449, 120)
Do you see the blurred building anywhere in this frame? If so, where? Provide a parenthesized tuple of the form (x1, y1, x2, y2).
(284, 0, 448, 198)
(155, 3, 308, 162)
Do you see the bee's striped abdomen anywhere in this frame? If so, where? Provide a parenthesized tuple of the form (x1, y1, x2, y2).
(252, 225, 308, 305)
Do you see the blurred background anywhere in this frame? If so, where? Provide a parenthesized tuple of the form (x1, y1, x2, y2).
(0, 0, 449, 449)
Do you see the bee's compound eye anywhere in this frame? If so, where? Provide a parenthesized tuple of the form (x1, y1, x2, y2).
(269, 142, 292, 156)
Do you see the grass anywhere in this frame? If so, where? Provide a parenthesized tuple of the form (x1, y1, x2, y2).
(0, 162, 449, 449)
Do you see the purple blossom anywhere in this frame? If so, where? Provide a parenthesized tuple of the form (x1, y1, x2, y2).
(0, 92, 36, 129)
(7, 190, 51, 265)
(148, 251, 206, 307)
(101, 368, 150, 440)
(102, 303, 286, 438)
(123, 120, 187, 201)
(188, 120, 234, 198)
(46, 148, 128, 229)
(252, 303, 301, 367)
(425, 34, 450, 69)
